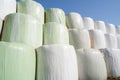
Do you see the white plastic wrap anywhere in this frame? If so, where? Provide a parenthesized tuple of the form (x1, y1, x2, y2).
(89, 29, 106, 49)
(83, 17, 94, 30)
(17, 0, 44, 24)
(117, 35, 120, 49)
(0, 0, 16, 20)
(43, 22, 69, 45)
(0, 41, 35, 80)
(116, 26, 120, 35)
(69, 29, 90, 49)
(76, 49, 107, 80)
(66, 12, 84, 29)
(45, 8, 66, 25)
(105, 23, 116, 35)
(104, 34, 117, 48)
(2, 13, 43, 48)
(94, 21, 106, 33)
(100, 48, 120, 77)
(36, 44, 78, 80)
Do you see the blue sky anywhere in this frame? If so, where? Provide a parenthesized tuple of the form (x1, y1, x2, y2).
(18, 0, 120, 25)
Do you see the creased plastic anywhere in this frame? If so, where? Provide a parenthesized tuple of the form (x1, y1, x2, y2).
(2, 13, 43, 48)
(17, 0, 44, 24)
(83, 17, 94, 30)
(45, 8, 66, 25)
(94, 21, 106, 33)
(69, 29, 90, 49)
(89, 30, 106, 49)
(43, 22, 69, 45)
(76, 49, 107, 80)
(0, 41, 35, 80)
(104, 34, 117, 48)
(36, 44, 78, 80)
(0, 0, 16, 20)
(66, 12, 84, 29)
(100, 48, 120, 77)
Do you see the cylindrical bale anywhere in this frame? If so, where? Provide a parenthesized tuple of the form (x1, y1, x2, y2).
(104, 34, 117, 48)
(76, 49, 107, 80)
(94, 21, 106, 33)
(45, 8, 66, 25)
(0, 0, 16, 20)
(2, 13, 43, 48)
(89, 29, 106, 49)
(17, 0, 44, 24)
(100, 48, 120, 77)
(43, 22, 69, 45)
(66, 12, 84, 29)
(36, 44, 78, 80)
(83, 17, 94, 30)
(69, 29, 91, 49)
(0, 41, 35, 80)
(105, 23, 116, 35)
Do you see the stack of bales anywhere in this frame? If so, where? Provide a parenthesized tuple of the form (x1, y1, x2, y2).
(0, 0, 120, 80)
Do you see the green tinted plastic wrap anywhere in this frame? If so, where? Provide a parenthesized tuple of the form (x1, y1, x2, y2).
(2, 13, 43, 48)
(43, 22, 69, 45)
(45, 8, 66, 25)
(17, 0, 44, 24)
(0, 41, 35, 80)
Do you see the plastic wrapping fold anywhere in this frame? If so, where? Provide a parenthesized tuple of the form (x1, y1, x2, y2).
(100, 48, 120, 77)
(2, 13, 43, 48)
(43, 22, 69, 45)
(0, 41, 35, 80)
(94, 21, 106, 33)
(83, 17, 94, 30)
(105, 24, 116, 35)
(69, 29, 90, 49)
(36, 44, 78, 80)
(89, 29, 106, 49)
(0, 18, 3, 34)
(76, 49, 107, 80)
(17, 0, 44, 24)
(104, 34, 117, 48)
(66, 12, 84, 29)
(116, 26, 120, 35)
(0, 0, 16, 20)
(45, 8, 66, 25)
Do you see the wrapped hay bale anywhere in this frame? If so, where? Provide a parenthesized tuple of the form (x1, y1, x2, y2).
(45, 8, 66, 25)
(0, 0, 16, 20)
(94, 21, 106, 33)
(76, 49, 107, 80)
(83, 17, 94, 30)
(66, 12, 84, 29)
(36, 44, 78, 80)
(0, 41, 35, 80)
(100, 48, 120, 78)
(105, 23, 116, 35)
(17, 0, 44, 24)
(69, 29, 90, 49)
(104, 34, 117, 48)
(89, 29, 106, 49)
(43, 22, 69, 45)
(2, 13, 43, 48)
